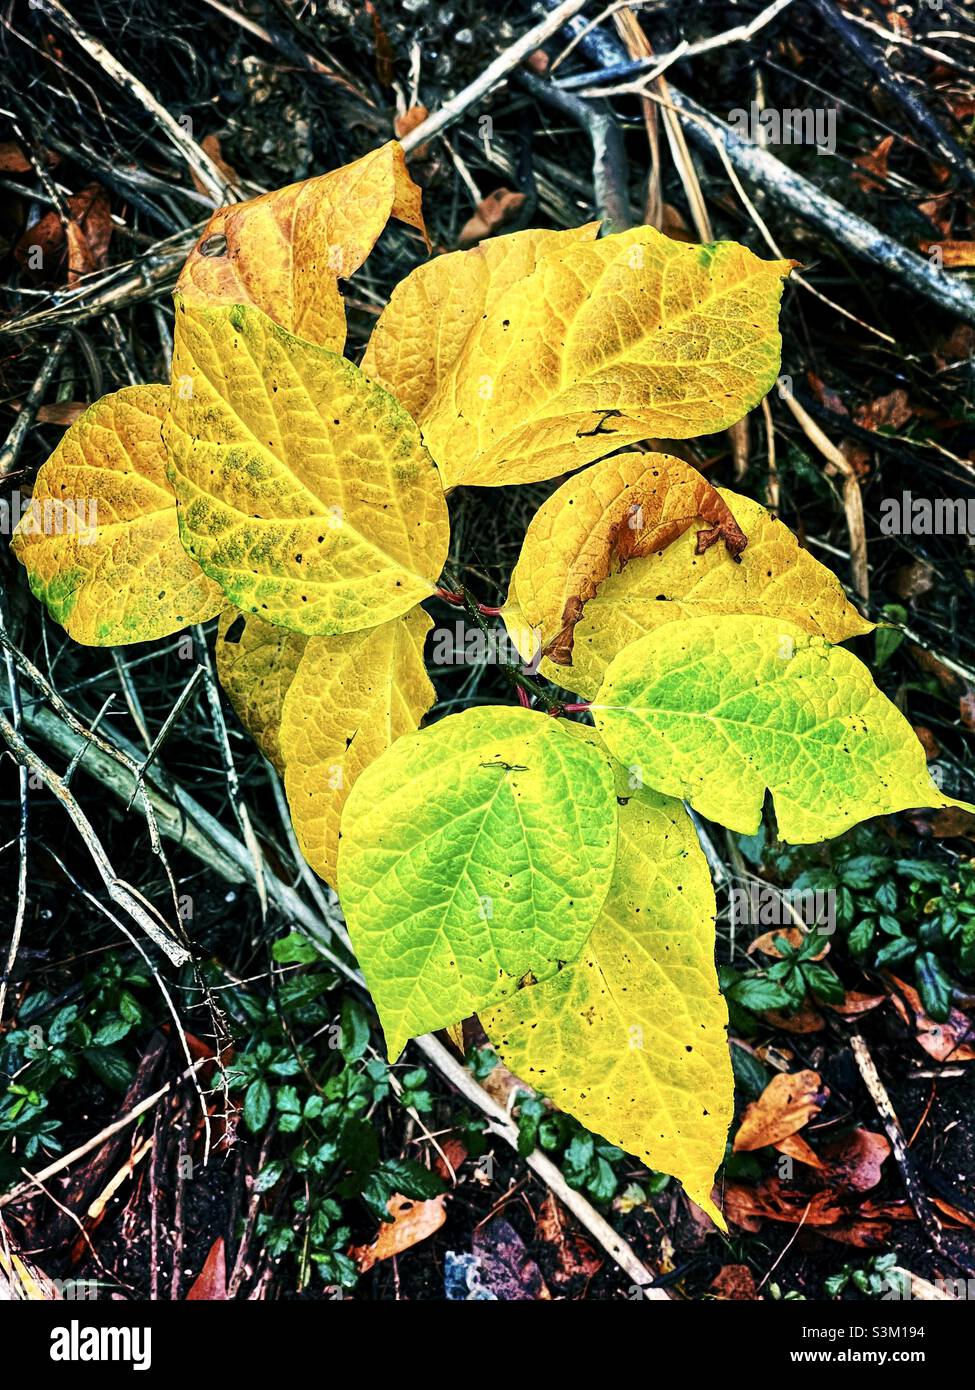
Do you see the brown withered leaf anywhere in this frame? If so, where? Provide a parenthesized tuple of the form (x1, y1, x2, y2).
(913, 725, 941, 760)
(535, 1194, 603, 1290)
(853, 134, 894, 193)
(710, 1264, 761, 1299)
(15, 183, 112, 285)
(185, 1237, 227, 1300)
(819, 1128, 891, 1192)
(774, 1132, 824, 1168)
(458, 188, 528, 249)
(733, 1069, 828, 1152)
(824, 989, 885, 1018)
(473, 1217, 551, 1300)
(854, 387, 912, 433)
(919, 240, 975, 268)
(190, 135, 239, 200)
(885, 973, 975, 1062)
(722, 1178, 843, 1229)
(352, 1193, 447, 1273)
(763, 1002, 826, 1034)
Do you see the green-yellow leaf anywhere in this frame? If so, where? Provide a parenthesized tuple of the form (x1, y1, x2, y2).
(215, 609, 308, 770)
(414, 225, 792, 489)
(483, 780, 731, 1226)
(178, 141, 426, 353)
(593, 614, 966, 843)
(338, 706, 619, 1059)
(164, 299, 450, 635)
(361, 223, 599, 421)
(506, 485, 872, 699)
(11, 385, 224, 645)
(281, 607, 435, 887)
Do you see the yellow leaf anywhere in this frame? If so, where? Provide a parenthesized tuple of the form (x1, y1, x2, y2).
(593, 614, 968, 843)
(503, 452, 747, 669)
(178, 141, 426, 353)
(506, 486, 872, 700)
(281, 607, 435, 886)
(483, 777, 732, 1226)
(11, 385, 224, 645)
(415, 226, 792, 489)
(215, 609, 308, 771)
(165, 299, 450, 635)
(361, 223, 599, 420)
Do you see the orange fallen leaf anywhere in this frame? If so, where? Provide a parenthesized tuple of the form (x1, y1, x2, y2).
(764, 1002, 826, 1034)
(722, 1178, 843, 1229)
(733, 1069, 828, 1152)
(854, 387, 912, 432)
(190, 135, 239, 200)
(186, 1237, 227, 1300)
(825, 990, 885, 1018)
(351, 1193, 446, 1273)
(885, 973, 975, 1062)
(853, 134, 893, 193)
(458, 188, 527, 249)
(918, 240, 975, 269)
(774, 1132, 824, 1169)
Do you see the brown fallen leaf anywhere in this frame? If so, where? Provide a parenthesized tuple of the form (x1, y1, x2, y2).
(854, 387, 912, 433)
(733, 1069, 828, 1152)
(433, 1135, 469, 1183)
(825, 989, 885, 1018)
(918, 240, 975, 269)
(190, 135, 239, 201)
(15, 183, 113, 286)
(352, 1193, 447, 1273)
(913, 725, 941, 760)
(710, 1264, 761, 1299)
(472, 1217, 550, 1300)
(853, 134, 894, 193)
(722, 1178, 843, 1229)
(763, 1002, 826, 1034)
(535, 1194, 603, 1291)
(819, 1128, 890, 1192)
(0, 142, 31, 174)
(774, 1132, 824, 1168)
(926, 805, 975, 841)
(885, 973, 975, 1062)
(458, 188, 527, 249)
(186, 1237, 227, 1300)
(395, 105, 430, 161)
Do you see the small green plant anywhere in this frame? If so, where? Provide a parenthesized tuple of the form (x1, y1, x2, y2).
(825, 1251, 900, 1299)
(12, 142, 969, 1223)
(0, 958, 153, 1185)
(217, 931, 445, 1289)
